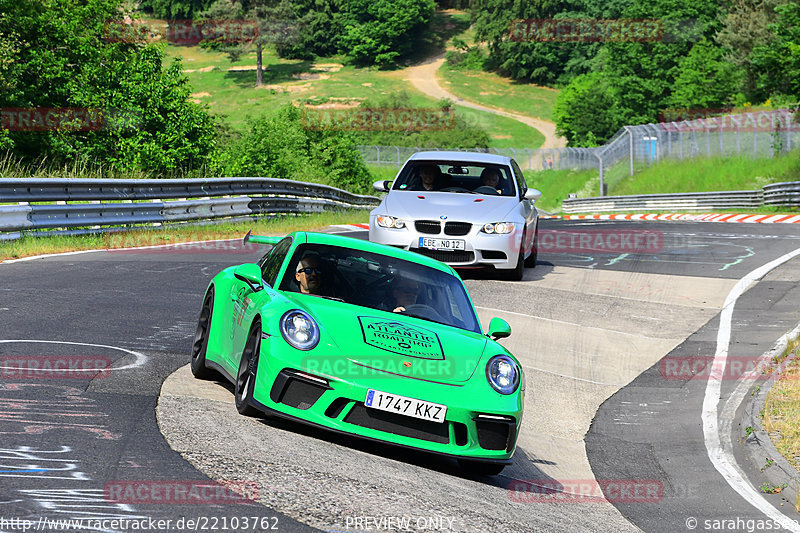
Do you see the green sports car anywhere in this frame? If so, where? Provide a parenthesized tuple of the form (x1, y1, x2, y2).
(190, 231, 524, 475)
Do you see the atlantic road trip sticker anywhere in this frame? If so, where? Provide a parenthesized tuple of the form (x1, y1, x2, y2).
(358, 317, 444, 359)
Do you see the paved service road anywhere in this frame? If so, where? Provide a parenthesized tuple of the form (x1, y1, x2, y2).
(0, 219, 798, 532)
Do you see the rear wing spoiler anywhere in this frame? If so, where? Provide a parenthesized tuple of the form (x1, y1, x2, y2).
(243, 230, 282, 246)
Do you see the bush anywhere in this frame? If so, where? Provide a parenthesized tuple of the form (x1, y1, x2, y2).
(445, 46, 486, 70)
(346, 92, 491, 148)
(212, 105, 374, 195)
(0, 0, 217, 174)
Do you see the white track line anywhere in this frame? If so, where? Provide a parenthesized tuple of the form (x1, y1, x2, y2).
(0, 340, 147, 372)
(702, 246, 800, 530)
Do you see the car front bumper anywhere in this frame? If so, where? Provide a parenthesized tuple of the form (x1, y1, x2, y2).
(251, 339, 524, 462)
(369, 215, 522, 270)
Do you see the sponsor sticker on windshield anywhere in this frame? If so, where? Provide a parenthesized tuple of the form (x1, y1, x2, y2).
(358, 317, 444, 360)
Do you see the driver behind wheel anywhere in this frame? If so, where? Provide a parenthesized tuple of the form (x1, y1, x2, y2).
(386, 277, 420, 313)
(479, 168, 502, 194)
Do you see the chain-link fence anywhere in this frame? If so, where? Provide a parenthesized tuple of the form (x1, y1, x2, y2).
(358, 108, 800, 195)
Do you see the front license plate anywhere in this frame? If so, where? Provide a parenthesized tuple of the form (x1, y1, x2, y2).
(365, 389, 447, 423)
(418, 237, 465, 250)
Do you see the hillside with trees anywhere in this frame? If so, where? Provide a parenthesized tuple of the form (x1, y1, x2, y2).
(468, 0, 800, 146)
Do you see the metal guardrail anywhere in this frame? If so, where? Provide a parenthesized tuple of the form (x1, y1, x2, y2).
(560, 185, 800, 213)
(763, 182, 800, 206)
(0, 178, 380, 239)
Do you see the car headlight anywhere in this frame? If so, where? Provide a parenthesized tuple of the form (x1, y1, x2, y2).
(481, 222, 514, 234)
(486, 355, 520, 394)
(376, 215, 406, 229)
(280, 310, 320, 350)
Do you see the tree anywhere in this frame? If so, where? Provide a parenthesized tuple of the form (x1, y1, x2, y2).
(471, 0, 633, 84)
(212, 105, 374, 193)
(553, 71, 624, 146)
(0, 0, 216, 173)
(339, 0, 436, 67)
(668, 39, 741, 110)
(750, 1, 800, 103)
(139, 0, 217, 18)
(716, 0, 787, 101)
(200, 0, 299, 87)
(600, 0, 724, 124)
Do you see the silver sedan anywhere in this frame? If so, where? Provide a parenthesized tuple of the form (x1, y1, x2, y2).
(369, 151, 542, 280)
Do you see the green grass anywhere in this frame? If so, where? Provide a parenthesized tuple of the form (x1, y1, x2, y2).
(0, 211, 367, 260)
(524, 168, 599, 212)
(172, 46, 544, 146)
(611, 150, 800, 196)
(452, 105, 545, 148)
(160, 9, 544, 148)
(439, 66, 559, 123)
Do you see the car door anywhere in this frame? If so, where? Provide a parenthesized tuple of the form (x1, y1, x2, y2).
(510, 159, 537, 254)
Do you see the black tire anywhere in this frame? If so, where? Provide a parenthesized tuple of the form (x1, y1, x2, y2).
(235, 323, 261, 417)
(457, 459, 506, 476)
(503, 240, 525, 281)
(190, 289, 215, 379)
(524, 226, 538, 268)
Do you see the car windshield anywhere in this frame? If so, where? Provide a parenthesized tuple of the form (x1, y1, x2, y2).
(391, 161, 516, 197)
(278, 243, 481, 333)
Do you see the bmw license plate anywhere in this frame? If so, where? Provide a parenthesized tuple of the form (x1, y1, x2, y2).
(365, 389, 447, 423)
(418, 237, 465, 251)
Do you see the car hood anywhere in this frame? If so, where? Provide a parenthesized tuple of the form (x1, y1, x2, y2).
(383, 192, 518, 223)
(285, 293, 488, 384)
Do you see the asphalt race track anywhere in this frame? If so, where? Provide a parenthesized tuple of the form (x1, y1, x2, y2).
(1, 219, 799, 533)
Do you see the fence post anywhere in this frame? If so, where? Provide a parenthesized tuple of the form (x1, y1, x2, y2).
(375, 145, 381, 166)
(595, 150, 605, 196)
(625, 126, 634, 176)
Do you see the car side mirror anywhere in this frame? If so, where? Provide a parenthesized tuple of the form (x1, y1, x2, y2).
(373, 180, 391, 192)
(524, 188, 543, 202)
(486, 317, 511, 340)
(234, 263, 263, 292)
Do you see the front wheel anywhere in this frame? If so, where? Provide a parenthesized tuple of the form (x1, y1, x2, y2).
(524, 227, 538, 268)
(457, 459, 506, 476)
(502, 241, 525, 281)
(235, 324, 261, 417)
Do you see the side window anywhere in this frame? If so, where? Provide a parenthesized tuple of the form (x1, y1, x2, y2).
(259, 237, 292, 287)
(510, 160, 528, 197)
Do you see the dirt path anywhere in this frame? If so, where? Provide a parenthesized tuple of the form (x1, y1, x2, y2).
(403, 53, 566, 149)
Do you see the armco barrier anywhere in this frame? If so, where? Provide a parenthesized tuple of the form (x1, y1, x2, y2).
(763, 182, 800, 206)
(0, 178, 380, 239)
(0, 177, 377, 206)
(560, 185, 800, 213)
